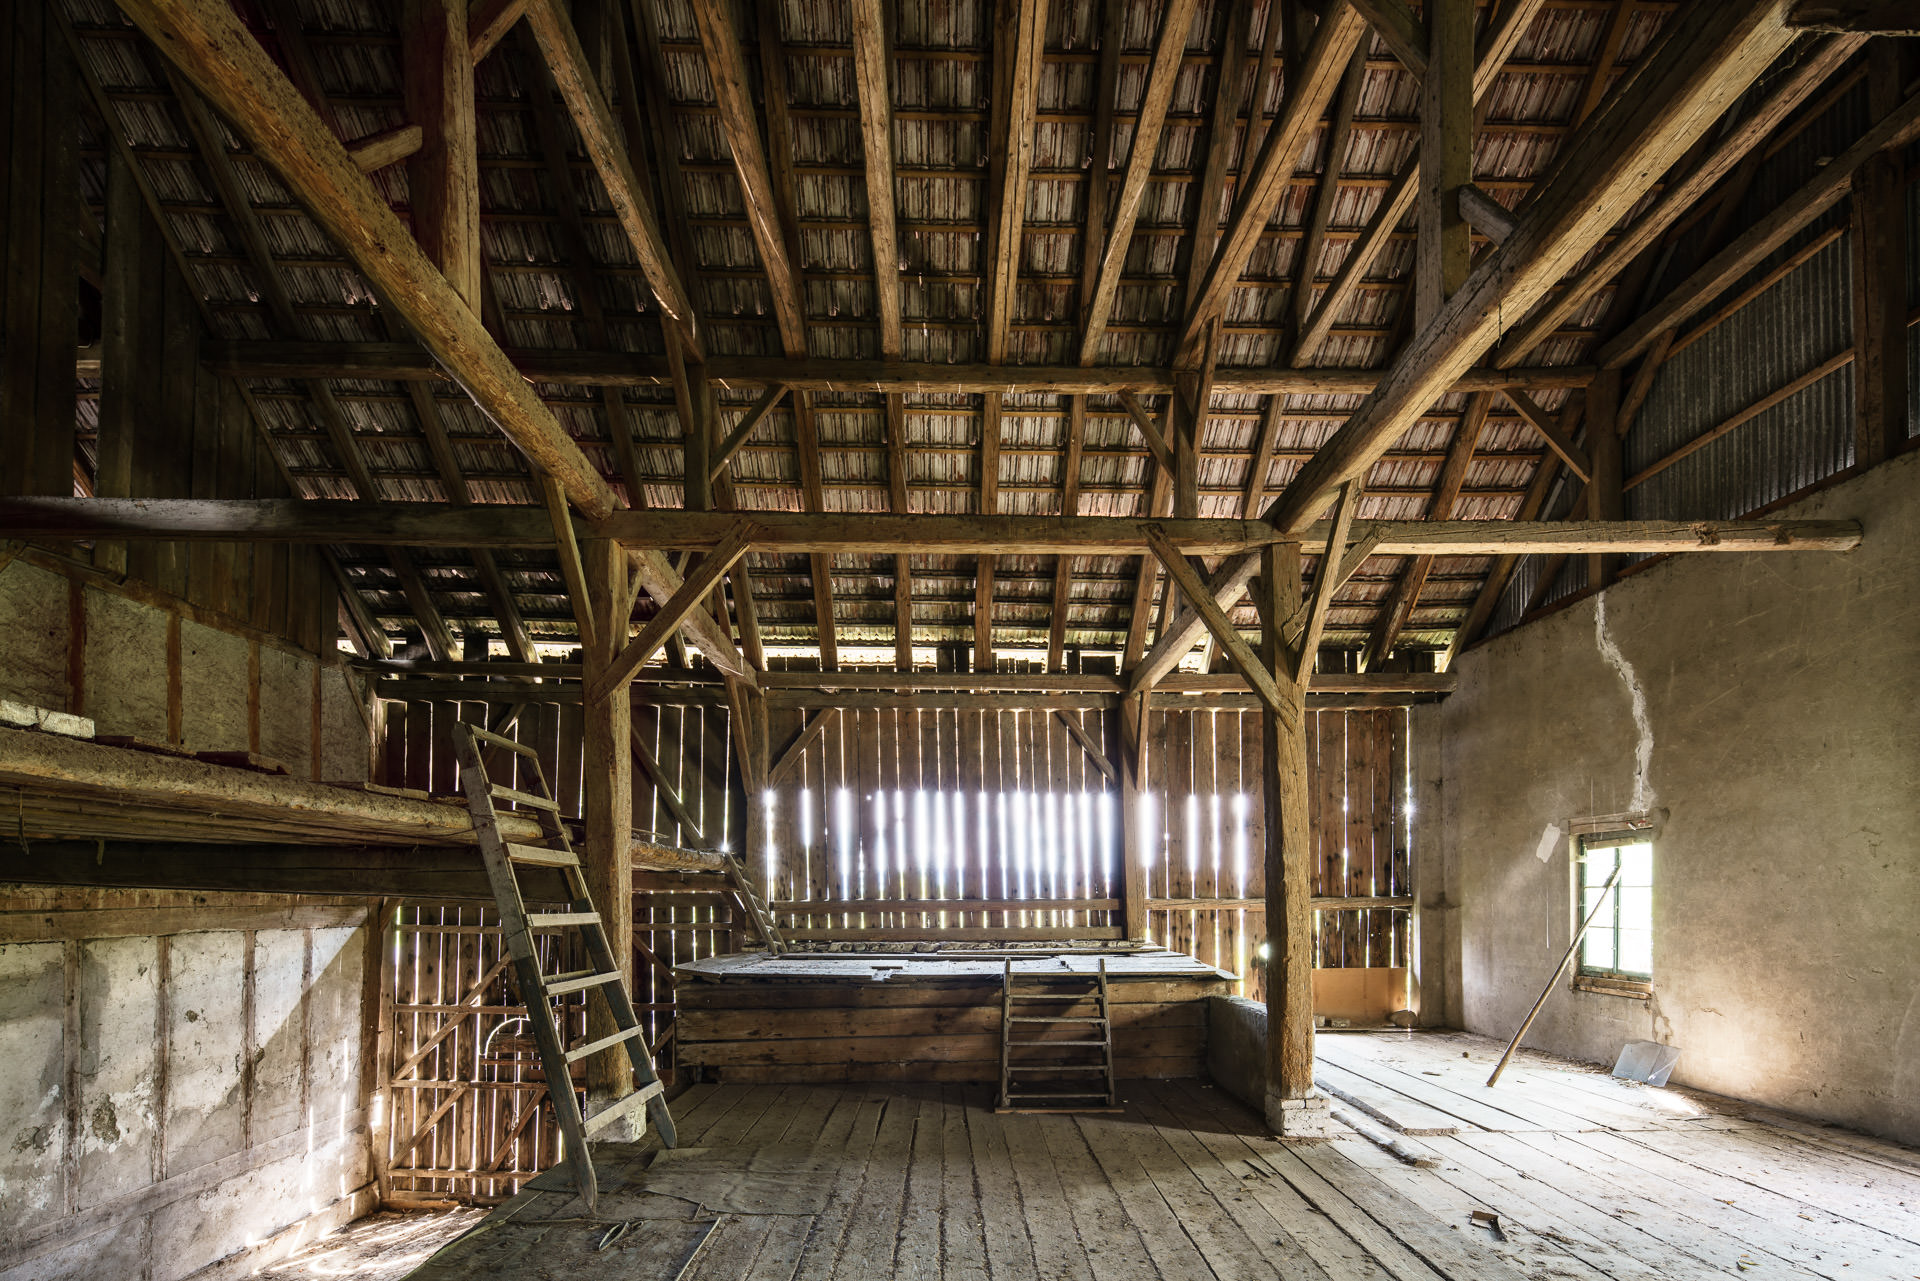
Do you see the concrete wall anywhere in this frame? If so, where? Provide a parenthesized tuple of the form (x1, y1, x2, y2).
(1205, 995, 1268, 1116)
(0, 888, 377, 1281)
(1415, 449, 1920, 1144)
(0, 551, 370, 783)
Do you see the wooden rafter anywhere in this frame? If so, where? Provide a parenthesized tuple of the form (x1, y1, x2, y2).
(1078, 0, 1200, 365)
(1292, 0, 1549, 364)
(116, 0, 619, 520)
(983, 0, 1050, 365)
(522, 0, 699, 349)
(1269, 1, 1798, 538)
(1175, 2, 1369, 362)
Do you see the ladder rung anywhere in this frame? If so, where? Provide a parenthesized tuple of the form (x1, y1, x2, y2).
(1008, 993, 1097, 1001)
(1010, 1016, 1107, 1023)
(491, 784, 560, 811)
(467, 725, 540, 758)
(542, 968, 624, 997)
(565, 1024, 648, 1064)
(1008, 1064, 1112, 1074)
(502, 842, 578, 867)
(527, 910, 601, 929)
(581, 1079, 665, 1134)
(1010, 1040, 1107, 1047)
(1007, 1091, 1114, 1100)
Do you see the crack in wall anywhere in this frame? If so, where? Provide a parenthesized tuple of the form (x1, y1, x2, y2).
(1594, 595, 1656, 813)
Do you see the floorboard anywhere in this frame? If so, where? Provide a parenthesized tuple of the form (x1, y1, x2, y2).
(378, 1032, 1919, 1281)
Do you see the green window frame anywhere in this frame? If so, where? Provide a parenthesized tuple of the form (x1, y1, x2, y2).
(1577, 833, 1653, 981)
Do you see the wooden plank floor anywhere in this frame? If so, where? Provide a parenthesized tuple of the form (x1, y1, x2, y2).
(394, 1034, 1920, 1281)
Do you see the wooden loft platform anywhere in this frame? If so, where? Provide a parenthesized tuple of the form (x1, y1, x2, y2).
(0, 725, 726, 877)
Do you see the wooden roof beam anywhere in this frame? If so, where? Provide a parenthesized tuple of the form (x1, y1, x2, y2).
(984, 0, 1050, 365)
(685, 0, 805, 357)
(1291, 0, 1549, 363)
(1268, 1, 1799, 537)
(1495, 33, 1863, 367)
(1597, 83, 1920, 371)
(1077, 0, 1200, 365)
(1348, 0, 1427, 78)
(116, 0, 619, 521)
(1175, 1, 1368, 363)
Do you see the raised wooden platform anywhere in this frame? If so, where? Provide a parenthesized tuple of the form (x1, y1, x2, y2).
(673, 950, 1231, 1083)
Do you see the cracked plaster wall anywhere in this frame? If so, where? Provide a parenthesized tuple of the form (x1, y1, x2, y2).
(1413, 449, 1920, 1144)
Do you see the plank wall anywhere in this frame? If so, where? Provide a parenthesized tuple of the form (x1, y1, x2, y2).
(676, 976, 1229, 1085)
(761, 706, 1414, 1004)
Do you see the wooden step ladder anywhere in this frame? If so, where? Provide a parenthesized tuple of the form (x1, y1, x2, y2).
(997, 959, 1120, 1112)
(450, 722, 676, 1214)
(720, 853, 786, 953)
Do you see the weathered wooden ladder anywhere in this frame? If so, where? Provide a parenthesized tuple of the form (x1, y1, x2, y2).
(720, 853, 786, 953)
(997, 959, 1119, 1112)
(450, 722, 676, 1214)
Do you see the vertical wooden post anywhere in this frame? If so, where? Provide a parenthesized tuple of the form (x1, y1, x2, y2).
(580, 537, 636, 1116)
(1586, 367, 1623, 589)
(1259, 541, 1326, 1136)
(403, 0, 480, 308)
(1850, 146, 1906, 473)
(1117, 690, 1150, 941)
(1416, 0, 1472, 329)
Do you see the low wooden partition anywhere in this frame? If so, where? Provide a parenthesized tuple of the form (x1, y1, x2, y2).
(675, 951, 1232, 1084)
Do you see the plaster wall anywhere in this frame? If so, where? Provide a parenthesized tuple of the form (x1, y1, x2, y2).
(1415, 450, 1920, 1143)
(0, 892, 376, 1281)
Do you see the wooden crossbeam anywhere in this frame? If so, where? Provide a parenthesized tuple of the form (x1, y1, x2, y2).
(592, 525, 756, 703)
(1268, 1, 1798, 537)
(115, 0, 618, 519)
(1597, 85, 1920, 371)
(1145, 529, 1292, 726)
(1502, 388, 1591, 482)
(625, 547, 754, 681)
(983, 0, 1050, 364)
(1, 500, 1865, 556)
(687, 0, 805, 355)
(201, 343, 1593, 397)
(706, 384, 789, 484)
(1349, 0, 1428, 78)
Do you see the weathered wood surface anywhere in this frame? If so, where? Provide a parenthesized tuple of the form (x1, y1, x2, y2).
(0, 500, 1863, 559)
(398, 1044, 1920, 1281)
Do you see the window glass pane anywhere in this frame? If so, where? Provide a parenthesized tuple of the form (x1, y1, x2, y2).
(1618, 886, 1653, 932)
(1616, 929, 1652, 975)
(1582, 926, 1616, 969)
(1582, 885, 1612, 918)
(1618, 842, 1653, 886)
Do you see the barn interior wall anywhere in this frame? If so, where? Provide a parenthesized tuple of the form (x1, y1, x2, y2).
(0, 554, 370, 782)
(0, 888, 377, 1281)
(1414, 447, 1920, 1145)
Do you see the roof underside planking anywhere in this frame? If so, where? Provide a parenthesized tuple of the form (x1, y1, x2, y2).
(57, 0, 1908, 670)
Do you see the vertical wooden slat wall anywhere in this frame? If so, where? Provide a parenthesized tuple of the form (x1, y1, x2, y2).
(761, 704, 1414, 1005)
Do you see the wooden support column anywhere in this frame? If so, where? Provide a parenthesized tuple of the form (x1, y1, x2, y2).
(1117, 690, 1150, 941)
(1850, 144, 1907, 471)
(1417, 0, 1472, 328)
(580, 537, 636, 1115)
(1258, 540, 1324, 1136)
(1586, 367, 1623, 589)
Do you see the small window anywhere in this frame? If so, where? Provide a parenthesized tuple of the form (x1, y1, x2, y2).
(1577, 834, 1653, 988)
